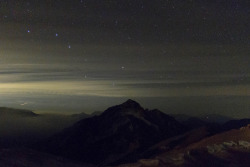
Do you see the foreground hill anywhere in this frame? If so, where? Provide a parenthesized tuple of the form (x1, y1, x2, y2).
(118, 124, 250, 167)
(222, 118, 250, 131)
(38, 99, 185, 166)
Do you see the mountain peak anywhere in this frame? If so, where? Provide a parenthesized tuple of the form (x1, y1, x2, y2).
(121, 99, 142, 108)
(102, 99, 143, 116)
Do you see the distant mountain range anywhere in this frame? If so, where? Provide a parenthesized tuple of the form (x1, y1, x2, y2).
(0, 107, 38, 117)
(0, 100, 250, 167)
(0, 107, 94, 148)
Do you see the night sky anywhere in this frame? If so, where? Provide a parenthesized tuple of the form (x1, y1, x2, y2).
(0, 0, 249, 117)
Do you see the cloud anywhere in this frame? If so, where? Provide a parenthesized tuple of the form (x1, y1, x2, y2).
(0, 78, 249, 98)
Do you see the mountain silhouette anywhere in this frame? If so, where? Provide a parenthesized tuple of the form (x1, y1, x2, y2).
(0, 107, 38, 117)
(0, 107, 91, 148)
(222, 118, 250, 131)
(39, 99, 185, 165)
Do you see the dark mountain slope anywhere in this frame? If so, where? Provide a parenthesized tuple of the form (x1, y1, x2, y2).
(0, 148, 94, 167)
(222, 118, 250, 131)
(117, 124, 250, 167)
(39, 99, 185, 165)
(200, 114, 233, 124)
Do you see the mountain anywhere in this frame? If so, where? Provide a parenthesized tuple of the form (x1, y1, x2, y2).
(0, 107, 91, 148)
(200, 114, 233, 124)
(172, 114, 232, 130)
(38, 99, 185, 166)
(70, 111, 102, 119)
(222, 118, 250, 131)
(117, 124, 250, 167)
(136, 126, 217, 160)
(2, 104, 250, 166)
(171, 114, 193, 122)
(89, 111, 102, 116)
(171, 114, 233, 125)
(70, 112, 91, 119)
(0, 107, 38, 117)
(182, 117, 212, 130)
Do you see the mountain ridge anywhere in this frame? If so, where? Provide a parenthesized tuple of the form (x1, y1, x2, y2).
(38, 99, 186, 165)
(0, 107, 38, 117)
